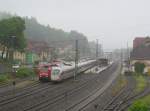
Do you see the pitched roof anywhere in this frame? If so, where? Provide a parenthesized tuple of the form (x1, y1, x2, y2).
(130, 46, 150, 60)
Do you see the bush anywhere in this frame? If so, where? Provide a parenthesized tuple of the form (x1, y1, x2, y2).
(128, 101, 149, 111)
(134, 62, 145, 74)
(34, 60, 39, 65)
(16, 67, 35, 78)
(0, 75, 9, 83)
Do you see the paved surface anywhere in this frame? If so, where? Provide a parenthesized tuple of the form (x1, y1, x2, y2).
(0, 63, 10, 74)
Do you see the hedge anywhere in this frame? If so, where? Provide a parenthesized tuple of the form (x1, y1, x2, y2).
(16, 67, 35, 78)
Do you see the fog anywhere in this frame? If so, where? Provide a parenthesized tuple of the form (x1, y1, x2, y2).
(0, 0, 150, 50)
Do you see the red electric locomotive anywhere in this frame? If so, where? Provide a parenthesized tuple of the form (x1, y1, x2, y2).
(38, 64, 52, 81)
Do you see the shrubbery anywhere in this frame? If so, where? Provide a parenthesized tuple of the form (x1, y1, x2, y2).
(0, 74, 9, 83)
(128, 101, 149, 111)
(134, 62, 145, 74)
(0, 67, 36, 83)
(16, 67, 35, 78)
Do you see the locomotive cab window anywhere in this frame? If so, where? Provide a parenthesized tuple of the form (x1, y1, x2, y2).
(41, 66, 49, 72)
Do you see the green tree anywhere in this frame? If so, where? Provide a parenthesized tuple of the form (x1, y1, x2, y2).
(0, 17, 26, 60)
(0, 12, 91, 59)
(134, 62, 146, 74)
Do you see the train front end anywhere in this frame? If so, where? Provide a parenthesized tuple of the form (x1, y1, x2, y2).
(51, 66, 62, 82)
(38, 64, 51, 81)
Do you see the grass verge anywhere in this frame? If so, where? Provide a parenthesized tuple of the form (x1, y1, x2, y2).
(16, 67, 36, 78)
(0, 67, 36, 84)
(128, 95, 150, 111)
(111, 75, 127, 96)
(0, 74, 11, 83)
(134, 75, 147, 93)
(128, 74, 148, 111)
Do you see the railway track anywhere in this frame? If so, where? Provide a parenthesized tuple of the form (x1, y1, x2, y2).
(99, 75, 150, 111)
(0, 77, 37, 88)
(0, 70, 104, 107)
(63, 63, 120, 111)
(0, 64, 96, 99)
(0, 63, 101, 102)
(0, 82, 58, 106)
(0, 65, 109, 110)
(23, 79, 97, 111)
(0, 81, 41, 97)
(0, 62, 117, 111)
(70, 72, 136, 111)
(22, 63, 118, 111)
(23, 65, 115, 111)
(118, 76, 150, 111)
(73, 73, 150, 111)
(101, 76, 136, 111)
(0, 78, 40, 97)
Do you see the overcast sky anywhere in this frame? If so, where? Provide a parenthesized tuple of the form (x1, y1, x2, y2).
(0, 0, 150, 50)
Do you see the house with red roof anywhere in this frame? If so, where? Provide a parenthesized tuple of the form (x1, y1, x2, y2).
(130, 37, 150, 73)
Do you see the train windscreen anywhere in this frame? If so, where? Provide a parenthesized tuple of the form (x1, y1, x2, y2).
(40, 66, 49, 72)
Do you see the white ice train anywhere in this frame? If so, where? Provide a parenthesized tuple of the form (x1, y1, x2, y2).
(51, 60, 96, 82)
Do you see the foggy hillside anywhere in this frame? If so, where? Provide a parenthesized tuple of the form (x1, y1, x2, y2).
(0, 12, 91, 56)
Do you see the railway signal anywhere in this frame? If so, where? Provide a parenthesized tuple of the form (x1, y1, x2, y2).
(12, 81, 16, 96)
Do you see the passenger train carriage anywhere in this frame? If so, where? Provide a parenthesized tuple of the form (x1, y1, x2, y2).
(51, 60, 96, 82)
(38, 59, 96, 82)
